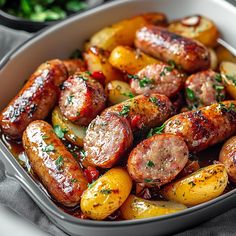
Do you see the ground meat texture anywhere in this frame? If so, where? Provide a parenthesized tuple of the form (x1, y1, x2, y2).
(130, 63, 185, 98)
(59, 72, 106, 126)
(164, 101, 236, 152)
(0, 59, 68, 139)
(127, 133, 189, 187)
(185, 70, 225, 109)
(135, 25, 210, 73)
(84, 113, 133, 168)
(22, 120, 88, 207)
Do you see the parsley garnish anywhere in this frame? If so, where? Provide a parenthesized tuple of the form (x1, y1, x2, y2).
(144, 178, 152, 183)
(149, 96, 159, 105)
(146, 160, 155, 168)
(147, 124, 165, 138)
(70, 178, 78, 183)
(100, 189, 112, 195)
(67, 95, 74, 104)
(215, 74, 222, 83)
(55, 155, 64, 170)
(122, 92, 134, 98)
(42, 135, 49, 140)
(119, 105, 130, 117)
(88, 182, 96, 189)
(85, 71, 92, 76)
(226, 75, 236, 85)
(42, 144, 55, 153)
(54, 125, 67, 139)
(139, 77, 153, 87)
(79, 75, 88, 81)
(186, 87, 195, 101)
(127, 74, 139, 80)
(80, 149, 87, 161)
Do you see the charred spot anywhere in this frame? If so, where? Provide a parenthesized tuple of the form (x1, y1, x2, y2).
(27, 104, 38, 118)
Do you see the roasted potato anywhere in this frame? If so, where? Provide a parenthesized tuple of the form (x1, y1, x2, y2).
(216, 45, 236, 64)
(220, 61, 236, 99)
(168, 15, 219, 47)
(109, 46, 159, 74)
(105, 80, 134, 105)
(121, 195, 187, 220)
(84, 46, 123, 83)
(161, 164, 228, 206)
(209, 48, 218, 70)
(81, 168, 132, 220)
(86, 13, 167, 51)
(52, 107, 86, 147)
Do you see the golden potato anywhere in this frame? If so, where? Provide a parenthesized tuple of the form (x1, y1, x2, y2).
(161, 164, 228, 206)
(209, 48, 218, 70)
(121, 195, 186, 220)
(84, 46, 123, 84)
(216, 46, 236, 64)
(86, 13, 167, 51)
(220, 61, 236, 99)
(81, 168, 132, 220)
(105, 80, 134, 105)
(168, 15, 219, 47)
(51, 107, 86, 147)
(109, 46, 159, 74)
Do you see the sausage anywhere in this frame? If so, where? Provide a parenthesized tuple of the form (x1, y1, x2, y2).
(22, 120, 88, 207)
(127, 133, 189, 187)
(59, 72, 106, 126)
(130, 63, 185, 98)
(63, 59, 86, 76)
(84, 113, 133, 168)
(185, 70, 225, 109)
(219, 136, 236, 183)
(102, 93, 173, 134)
(0, 59, 68, 139)
(135, 25, 210, 73)
(164, 101, 236, 152)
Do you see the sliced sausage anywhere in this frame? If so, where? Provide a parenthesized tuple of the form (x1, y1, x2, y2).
(59, 72, 106, 126)
(185, 70, 225, 109)
(63, 59, 86, 76)
(130, 63, 185, 97)
(84, 113, 133, 168)
(219, 136, 236, 183)
(135, 25, 210, 73)
(102, 93, 173, 134)
(164, 101, 236, 152)
(22, 120, 88, 207)
(127, 133, 189, 187)
(0, 59, 68, 139)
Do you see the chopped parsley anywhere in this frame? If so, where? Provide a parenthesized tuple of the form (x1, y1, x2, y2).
(186, 87, 196, 101)
(42, 144, 55, 153)
(67, 95, 74, 104)
(100, 189, 112, 195)
(160, 62, 175, 77)
(144, 178, 152, 183)
(119, 105, 130, 117)
(122, 92, 134, 98)
(127, 74, 139, 80)
(138, 77, 153, 88)
(78, 75, 88, 81)
(146, 160, 155, 168)
(213, 84, 225, 102)
(42, 135, 49, 140)
(70, 178, 78, 183)
(226, 75, 236, 85)
(219, 102, 236, 113)
(85, 71, 92, 76)
(215, 74, 222, 83)
(54, 125, 67, 139)
(168, 60, 177, 69)
(88, 182, 96, 189)
(147, 124, 165, 138)
(80, 149, 87, 161)
(55, 155, 64, 170)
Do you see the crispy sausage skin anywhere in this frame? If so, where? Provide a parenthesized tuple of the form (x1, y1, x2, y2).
(22, 120, 88, 207)
(59, 72, 106, 126)
(0, 59, 68, 139)
(84, 113, 133, 168)
(164, 101, 236, 152)
(185, 70, 225, 109)
(102, 93, 173, 134)
(130, 63, 185, 98)
(219, 136, 236, 183)
(63, 59, 86, 76)
(135, 26, 210, 73)
(127, 133, 189, 187)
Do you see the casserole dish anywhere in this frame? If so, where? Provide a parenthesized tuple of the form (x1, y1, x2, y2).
(0, 0, 236, 235)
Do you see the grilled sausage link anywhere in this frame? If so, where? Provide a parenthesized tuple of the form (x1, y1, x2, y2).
(164, 101, 236, 152)
(135, 25, 210, 73)
(22, 120, 88, 207)
(0, 59, 68, 139)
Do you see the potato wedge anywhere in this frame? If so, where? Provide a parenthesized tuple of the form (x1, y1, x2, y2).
(216, 46, 236, 64)
(168, 15, 219, 47)
(121, 195, 186, 220)
(105, 80, 134, 105)
(109, 46, 159, 74)
(86, 13, 167, 51)
(161, 164, 228, 206)
(84, 46, 123, 83)
(220, 61, 236, 99)
(81, 168, 132, 220)
(52, 107, 86, 147)
(209, 48, 218, 70)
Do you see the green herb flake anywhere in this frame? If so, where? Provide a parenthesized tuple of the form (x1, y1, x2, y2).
(122, 92, 134, 98)
(149, 97, 158, 104)
(42, 135, 49, 140)
(54, 125, 67, 139)
(146, 160, 155, 168)
(147, 124, 165, 138)
(213, 85, 224, 91)
(100, 189, 112, 195)
(85, 71, 92, 76)
(55, 155, 64, 170)
(139, 77, 153, 88)
(186, 87, 196, 101)
(188, 181, 196, 187)
(215, 74, 222, 83)
(119, 105, 130, 117)
(144, 178, 152, 183)
(127, 74, 139, 80)
(67, 95, 74, 104)
(168, 60, 176, 69)
(88, 182, 96, 189)
(226, 75, 236, 85)
(42, 144, 55, 153)
(70, 178, 78, 183)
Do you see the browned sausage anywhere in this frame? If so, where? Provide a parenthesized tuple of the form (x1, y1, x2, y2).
(63, 59, 86, 76)
(0, 59, 68, 139)
(185, 70, 225, 109)
(164, 101, 236, 152)
(219, 136, 236, 183)
(127, 133, 189, 187)
(130, 63, 185, 98)
(135, 25, 210, 73)
(59, 72, 106, 126)
(84, 113, 133, 168)
(22, 120, 88, 207)
(102, 93, 173, 134)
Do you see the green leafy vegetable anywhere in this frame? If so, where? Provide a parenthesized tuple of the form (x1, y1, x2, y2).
(54, 125, 67, 139)
(186, 87, 196, 101)
(119, 105, 130, 117)
(147, 124, 165, 138)
(146, 160, 155, 168)
(42, 144, 55, 153)
(55, 155, 64, 170)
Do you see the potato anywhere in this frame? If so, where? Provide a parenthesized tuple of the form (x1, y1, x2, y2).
(121, 195, 186, 220)
(105, 80, 134, 105)
(220, 61, 236, 99)
(84, 46, 123, 83)
(52, 107, 86, 147)
(109, 46, 159, 74)
(168, 15, 219, 47)
(81, 168, 132, 220)
(161, 164, 228, 206)
(216, 45, 236, 64)
(209, 48, 218, 70)
(86, 13, 167, 51)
